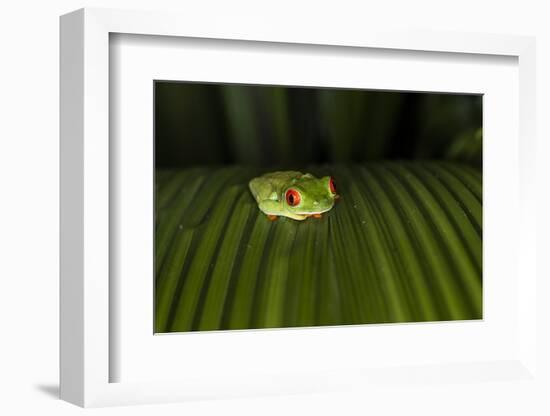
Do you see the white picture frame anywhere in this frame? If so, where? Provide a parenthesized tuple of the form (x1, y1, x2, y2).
(60, 7, 538, 408)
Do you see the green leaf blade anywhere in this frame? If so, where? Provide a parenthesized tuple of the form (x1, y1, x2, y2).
(156, 161, 482, 332)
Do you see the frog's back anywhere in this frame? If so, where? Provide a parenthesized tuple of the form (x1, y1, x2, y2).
(261, 171, 303, 188)
(249, 171, 302, 201)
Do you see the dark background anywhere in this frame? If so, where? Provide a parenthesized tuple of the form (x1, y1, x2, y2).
(155, 81, 482, 168)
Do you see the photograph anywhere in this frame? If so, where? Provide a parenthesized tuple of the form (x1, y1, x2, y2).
(154, 81, 483, 333)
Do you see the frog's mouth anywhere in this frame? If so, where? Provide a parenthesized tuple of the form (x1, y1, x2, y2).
(295, 205, 334, 215)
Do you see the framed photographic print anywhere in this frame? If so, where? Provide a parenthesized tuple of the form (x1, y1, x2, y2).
(60, 7, 539, 408)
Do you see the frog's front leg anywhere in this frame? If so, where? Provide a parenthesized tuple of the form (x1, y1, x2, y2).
(258, 200, 307, 221)
(258, 200, 282, 219)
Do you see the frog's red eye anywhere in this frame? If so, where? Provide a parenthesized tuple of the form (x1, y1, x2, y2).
(329, 177, 337, 194)
(285, 188, 301, 207)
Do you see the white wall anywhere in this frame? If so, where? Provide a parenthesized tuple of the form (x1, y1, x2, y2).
(1, 0, 548, 414)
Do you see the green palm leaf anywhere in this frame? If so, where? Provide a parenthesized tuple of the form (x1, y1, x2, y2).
(155, 162, 482, 333)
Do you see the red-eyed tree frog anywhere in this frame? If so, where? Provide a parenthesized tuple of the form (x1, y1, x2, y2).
(249, 171, 339, 221)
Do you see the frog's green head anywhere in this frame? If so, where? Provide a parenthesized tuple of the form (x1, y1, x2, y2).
(283, 174, 338, 215)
